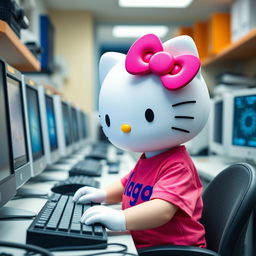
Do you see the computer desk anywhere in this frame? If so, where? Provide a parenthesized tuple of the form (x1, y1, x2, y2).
(0, 146, 138, 255)
(192, 154, 232, 181)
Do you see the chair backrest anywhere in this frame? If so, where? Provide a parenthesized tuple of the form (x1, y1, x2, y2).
(201, 163, 256, 256)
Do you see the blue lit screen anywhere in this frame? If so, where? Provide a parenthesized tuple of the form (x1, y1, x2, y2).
(26, 86, 44, 160)
(45, 95, 58, 151)
(233, 95, 256, 148)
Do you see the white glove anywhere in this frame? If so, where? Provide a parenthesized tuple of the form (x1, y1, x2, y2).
(81, 205, 126, 231)
(73, 186, 106, 204)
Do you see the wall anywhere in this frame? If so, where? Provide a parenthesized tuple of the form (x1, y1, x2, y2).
(49, 10, 95, 113)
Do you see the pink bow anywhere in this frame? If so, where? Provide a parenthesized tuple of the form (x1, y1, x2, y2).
(125, 34, 200, 90)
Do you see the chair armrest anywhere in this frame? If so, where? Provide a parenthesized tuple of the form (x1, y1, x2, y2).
(138, 245, 221, 256)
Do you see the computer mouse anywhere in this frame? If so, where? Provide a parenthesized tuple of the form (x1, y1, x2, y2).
(51, 177, 100, 195)
(51, 183, 85, 195)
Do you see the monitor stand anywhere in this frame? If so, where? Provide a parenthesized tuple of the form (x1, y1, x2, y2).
(0, 207, 36, 219)
(15, 187, 48, 198)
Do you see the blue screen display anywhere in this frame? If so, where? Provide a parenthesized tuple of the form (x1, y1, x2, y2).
(45, 95, 58, 151)
(26, 86, 44, 160)
(233, 95, 256, 148)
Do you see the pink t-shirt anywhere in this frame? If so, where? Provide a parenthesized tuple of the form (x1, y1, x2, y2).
(121, 145, 206, 249)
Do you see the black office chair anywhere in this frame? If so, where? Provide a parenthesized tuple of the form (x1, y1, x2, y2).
(138, 163, 256, 256)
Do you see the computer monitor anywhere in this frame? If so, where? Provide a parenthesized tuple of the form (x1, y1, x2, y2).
(209, 95, 229, 155)
(71, 106, 80, 150)
(54, 95, 73, 157)
(5, 64, 31, 188)
(0, 61, 16, 210)
(22, 77, 47, 177)
(80, 111, 88, 143)
(226, 88, 256, 163)
(38, 85, 59, 165)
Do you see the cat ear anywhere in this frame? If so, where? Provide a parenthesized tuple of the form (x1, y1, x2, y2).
(163, 35, 199, 58)
(99, 52, 126, 84)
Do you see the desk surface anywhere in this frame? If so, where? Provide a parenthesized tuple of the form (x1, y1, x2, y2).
(0, 147, 138, 255)
(192, 154, 249, 181)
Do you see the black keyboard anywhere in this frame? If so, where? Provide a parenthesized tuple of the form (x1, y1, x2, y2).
(26, 194, 107, 249)
(51, 176, 100, 195)
(69, 159, 102, 177)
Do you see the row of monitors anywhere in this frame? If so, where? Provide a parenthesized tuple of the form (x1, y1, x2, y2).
(209, 88, 256, 162)
(0, 60, 88, 209)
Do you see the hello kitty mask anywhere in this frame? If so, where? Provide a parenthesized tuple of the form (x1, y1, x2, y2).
(98, 34, 210, 153)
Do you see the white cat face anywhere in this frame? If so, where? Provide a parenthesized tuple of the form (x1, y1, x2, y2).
(98, 35, 210, 153)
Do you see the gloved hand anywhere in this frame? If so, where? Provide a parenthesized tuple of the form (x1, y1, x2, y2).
(73, 186, 107, 204)
(81, 205, 126, 231)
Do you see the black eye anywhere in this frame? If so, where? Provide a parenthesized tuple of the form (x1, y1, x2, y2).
(105, 114, 110, 127)
(145, 108, 154, 122)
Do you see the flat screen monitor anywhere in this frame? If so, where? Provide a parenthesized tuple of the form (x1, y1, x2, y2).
(209, 96, 229, 155)
(227, 88, 256, 162)
(38, 85, 59, 165)
(46, 95, 58, 151)
(6, 73, 31, 188)
(61, 102, 73, 154)
(25, 82, 47, 176)
(71, 107, 79, 143)
(80, 111, 88, 140)
(0, 61, 16, 209)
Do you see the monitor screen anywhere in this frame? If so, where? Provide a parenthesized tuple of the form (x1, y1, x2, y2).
(45, 95, 58, 151)
(0, 80, 12, 183)
(71, 107, 79, 142)
(62, 102, 72, 146)
(26, 86, 44, 160)
(232, 94, 256, 148)
(6, 76, 28, 169)
(81, 111, 87, 139)
(213, 100, 223, 144)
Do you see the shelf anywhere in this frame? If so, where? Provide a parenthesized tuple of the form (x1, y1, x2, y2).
(202, 29, 256, 67)
(0, 20, 40, 71)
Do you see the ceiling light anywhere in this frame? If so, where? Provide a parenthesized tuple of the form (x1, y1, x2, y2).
(119, 0, 193, 8)
(112, 25, 169, 38)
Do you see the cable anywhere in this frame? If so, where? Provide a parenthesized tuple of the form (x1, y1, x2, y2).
(49, 242, 138, 256)
(0, 241, 53, 256)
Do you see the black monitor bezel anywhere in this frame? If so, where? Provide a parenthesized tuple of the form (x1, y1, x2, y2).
(61, 101, 73, 146)
(213, 99, 223, 145)
(80, 111, 87, 139)
(71, 106, 79, 142)
(6, 74, 29, 170)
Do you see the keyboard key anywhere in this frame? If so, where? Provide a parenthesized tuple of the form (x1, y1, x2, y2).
(70, 222, 81, 233)
(46, 196, 67, 230)
(94, 225, 104, 236)
(82, 224, 93, 235)
(58, 197, 74, 231)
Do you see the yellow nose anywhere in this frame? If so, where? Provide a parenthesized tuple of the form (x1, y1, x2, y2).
(121, 124, 131, 133)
